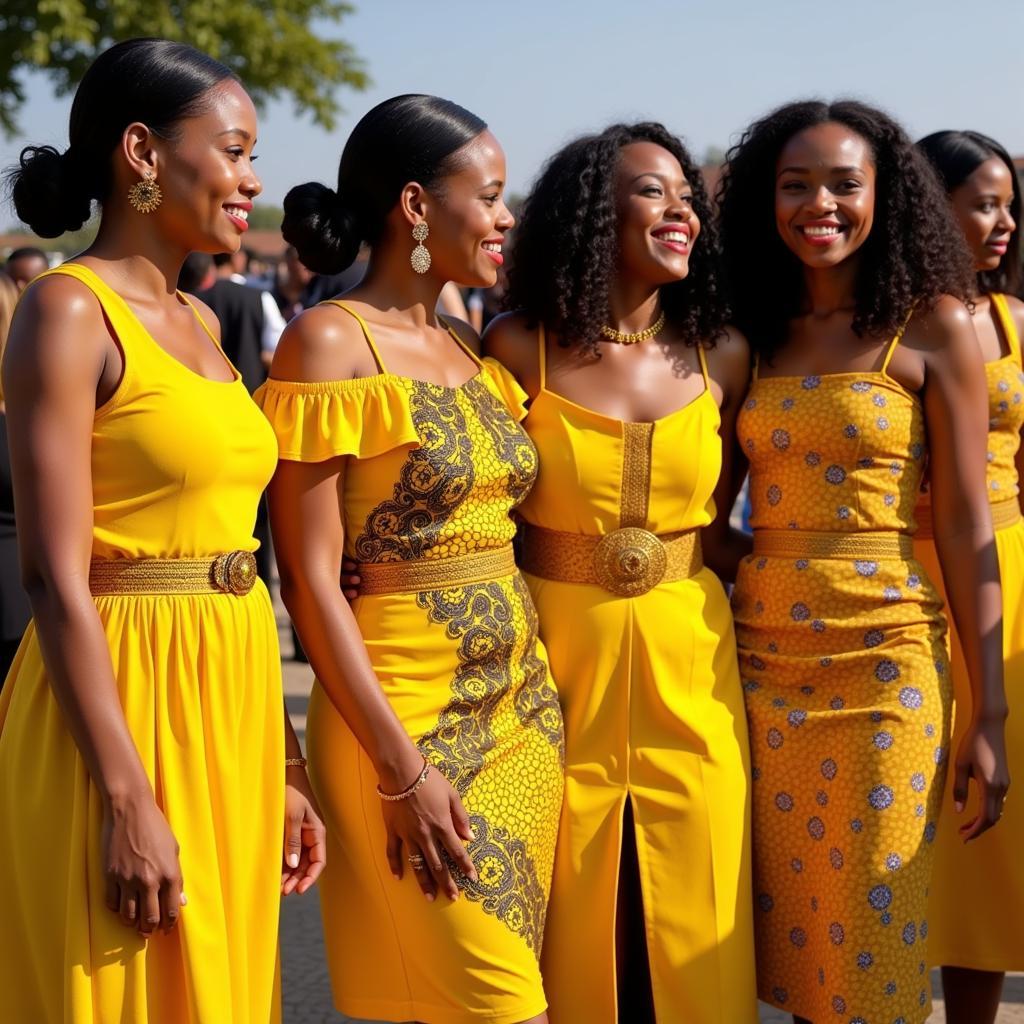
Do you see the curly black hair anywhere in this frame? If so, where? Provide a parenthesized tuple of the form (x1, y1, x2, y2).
(505, 122, 728, 355)
(716, 100, 975, 361)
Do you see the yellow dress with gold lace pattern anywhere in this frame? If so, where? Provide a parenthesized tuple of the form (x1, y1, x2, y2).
(255, 302, 564, 1024)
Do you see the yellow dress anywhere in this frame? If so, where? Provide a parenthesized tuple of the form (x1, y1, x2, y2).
(255, 302, 564, 1024)
(517, 330, 757, 1023)
(731, 334, 952, 1024)
(915, 292, 1024, 971)
(0, 263, 284, 1023)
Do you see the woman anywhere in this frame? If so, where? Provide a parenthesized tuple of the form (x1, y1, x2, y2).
(256, 95, 564, 1024)
(0, 39, 324, 1024)
(484, 123, 757, 1023)
(717, 99, 1009, 1024)
(913, 129, 1024, 1024)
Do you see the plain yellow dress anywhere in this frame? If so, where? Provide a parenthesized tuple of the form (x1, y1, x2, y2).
(732, 334, 951, 1024)
(516, 330, 756, 1023)
(0, 263, 284, 1023)
(915, 292, 1024, 971)
(255, 302, 564, 1024)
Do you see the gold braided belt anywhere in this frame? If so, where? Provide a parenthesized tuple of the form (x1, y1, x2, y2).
(914, 496, 1022, 541)
(754, 529, 913, 561)
(357, 545, 517, 597)
(520, 525, 703, 597)
(89, 550, 258, 596)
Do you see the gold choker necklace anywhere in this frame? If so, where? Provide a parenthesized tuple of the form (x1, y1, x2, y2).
(599, 311, 666, 345)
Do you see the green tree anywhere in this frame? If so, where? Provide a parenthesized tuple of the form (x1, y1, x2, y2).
(248, 204, 284, 230)
(0, 0, 369, 136)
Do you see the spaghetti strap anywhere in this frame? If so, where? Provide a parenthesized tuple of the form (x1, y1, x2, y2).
(177, 291, 224, 350)
(323, 300, 388, 373)
(696, 343, 711, 388)
(438, 315, 484, 368)
(991, 293, 1021, 363)
(879, 319, 909, 378)
(751, 354, 760, 381)
(538, 324, 548, 388)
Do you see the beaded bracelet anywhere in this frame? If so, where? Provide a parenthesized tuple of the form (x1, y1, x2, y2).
(285, 757, 307, 768)
(376, 757, 430, 802)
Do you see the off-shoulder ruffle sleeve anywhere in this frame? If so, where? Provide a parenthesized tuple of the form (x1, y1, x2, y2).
(254, 375, 421, 462)
(480, 357, 530, 422)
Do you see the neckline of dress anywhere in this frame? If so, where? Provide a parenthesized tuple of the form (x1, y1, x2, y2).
(534, 382, 715, 427)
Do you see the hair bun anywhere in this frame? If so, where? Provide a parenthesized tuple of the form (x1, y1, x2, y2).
(9, 145, 93, 238)
(281, 181, 361, 275)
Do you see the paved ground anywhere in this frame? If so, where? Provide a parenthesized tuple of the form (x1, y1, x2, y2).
(275, 609, 1024, 1023)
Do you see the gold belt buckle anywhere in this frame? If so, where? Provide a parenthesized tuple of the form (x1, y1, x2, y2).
(211, 550, 258, 595)
(593, 527, 666, 597)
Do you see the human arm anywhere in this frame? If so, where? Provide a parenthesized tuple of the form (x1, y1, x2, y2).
(3, 277, 183, 935)
(266, 311, 477, 901)
(919, 297, 1009, 839)
(280, 713, 326, 896)
(701, 327, 753, 583)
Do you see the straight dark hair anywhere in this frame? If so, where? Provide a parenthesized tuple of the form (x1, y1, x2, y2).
(5, 38, 237, 238)
(916, 130, 1022, 296)
(282, 94, 487, 274)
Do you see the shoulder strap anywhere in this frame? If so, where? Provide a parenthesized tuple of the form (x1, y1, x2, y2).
(696, 343, 711, 388)
(879, 315, 911, 378)
(33, 263, 138, 338)
(991, 293, 1021, 363)
(437, 314, 484, 368)
(538, 323, 548, 388)
(322, 300, 387, 373)
(176, 291, 223, 350)
(751, 353, 760, 381)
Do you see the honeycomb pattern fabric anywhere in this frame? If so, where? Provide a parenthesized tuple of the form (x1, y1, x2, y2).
(255, 305, 564, 1024)
(517, 328, 757, 1024)
(732, 357, 952, 1024)
(916, 293, 1024, 971)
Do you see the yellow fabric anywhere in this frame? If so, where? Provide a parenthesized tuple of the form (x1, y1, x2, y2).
(915, 293, 1024, 971)
(733, 363, 951, 1024)
(0, 263, 284, 1023)
(255, 307, 564, 1024)
(516, 330, 756, 1023)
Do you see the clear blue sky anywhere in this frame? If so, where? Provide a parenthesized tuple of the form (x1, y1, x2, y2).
(3, 0, 1023, 216)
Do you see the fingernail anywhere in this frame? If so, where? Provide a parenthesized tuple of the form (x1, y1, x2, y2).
(288, 854, 299, 868)
(955, 801, 964, 812)
(180, 894, 188, 906)
(425, 893, 435, 902)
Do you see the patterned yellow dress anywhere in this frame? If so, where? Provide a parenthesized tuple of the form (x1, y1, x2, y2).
(255, 302, 564, 1024)
(914, 292, 1024, 971)
(731, 334, 952, 1023)
(517, 330, 756, 1023)
(0, 263, 284, 1023)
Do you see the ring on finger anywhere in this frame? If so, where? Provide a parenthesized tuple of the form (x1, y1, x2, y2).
(408, 853, 426, 871)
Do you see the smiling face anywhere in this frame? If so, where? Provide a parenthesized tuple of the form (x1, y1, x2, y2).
(424, 130, 514, 288)
(146, 78, 262, 254)
(949, 156, 1017, 274)
(615, 141, 700, 286)
(775, 122, 877, 269)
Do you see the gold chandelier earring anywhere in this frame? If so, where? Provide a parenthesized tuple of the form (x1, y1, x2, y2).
(127, 171, 163, 214)
(410, 222, 431, 274)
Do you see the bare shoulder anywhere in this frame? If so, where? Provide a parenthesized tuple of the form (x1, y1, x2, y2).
(183, 294, 222, 342)
(438, 314, 481, 356)
(269, 303, 377, 383)
(6, 274, 110, 374)
(481, 311, 537, 380)
(903, 295, 973, 352)
(703, 324, 753, 401)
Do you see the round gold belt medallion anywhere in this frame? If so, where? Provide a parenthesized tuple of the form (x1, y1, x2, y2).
(593, 528, 666, 597)
(212, 550, 258, 595)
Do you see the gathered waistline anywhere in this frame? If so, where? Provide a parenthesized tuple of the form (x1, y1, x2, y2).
(357, 545, 517, 596)
(89, 551, 258, 596)
(753, 529, 913, 561)
(914, 496, 1021, 541)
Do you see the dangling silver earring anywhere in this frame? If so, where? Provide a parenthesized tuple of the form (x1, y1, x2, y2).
(410, 222, 431, 274)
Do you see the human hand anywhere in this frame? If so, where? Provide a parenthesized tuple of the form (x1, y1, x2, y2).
(282, 768, 327, 895)
(102, 791, 185, 937)
(340, 557, 360, 602)
(952, 715, 1010, 841)
(381, 764, 477, 902)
